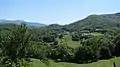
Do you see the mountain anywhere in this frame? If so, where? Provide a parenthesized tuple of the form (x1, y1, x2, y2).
(64, 12, 120, 31)
(0, 19, 46, 27)
(1, 12, 120, 30)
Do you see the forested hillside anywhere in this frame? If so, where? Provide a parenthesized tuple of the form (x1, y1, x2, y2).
(66, 12, 120, 31)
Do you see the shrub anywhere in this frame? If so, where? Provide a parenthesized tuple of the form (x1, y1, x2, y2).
(50, 44, 75, 62)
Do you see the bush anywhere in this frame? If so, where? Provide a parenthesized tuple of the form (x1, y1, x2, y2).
(80, 37, 114, 61)
(42, 35, 55, 43)
(50, 44, 75, 62)
(27, 43, 52, 60)
(75, 46, 94, 63)
(72, 35, 80, 41)
(100, 46, 112, 59)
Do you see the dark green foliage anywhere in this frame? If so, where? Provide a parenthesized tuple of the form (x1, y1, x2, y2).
(53, 40, 58, 45)
(100, 46, 112, 59)
(75, 46, 94, 63)
(50, 44, 75, 62)
(59, 34, 63, 39)
(42, 35, 55, 43)
(72, 35, 80, 41)
(0, 24, 30, 67)
(114, 34, 120, 56)
(71, 32, 82, 41)
(80, 36, 115, 61)
(26, 42, 52, 60)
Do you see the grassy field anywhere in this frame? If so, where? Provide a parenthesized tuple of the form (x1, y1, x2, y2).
(90, 32, 104, 36)
(82, 32, 103, 36)
(30, 57, 120, 67)
(59, 35, 81, 48)
(58, 32, 103, 48)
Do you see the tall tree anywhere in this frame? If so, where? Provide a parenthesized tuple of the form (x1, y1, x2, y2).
(114, 34, 120, 56)
(0, 24, 31, 67)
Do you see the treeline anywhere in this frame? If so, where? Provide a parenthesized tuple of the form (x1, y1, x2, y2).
(0, 24, 120, 67)
(27, 35, 120, 63)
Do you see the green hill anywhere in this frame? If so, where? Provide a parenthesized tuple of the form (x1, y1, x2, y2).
(65, 12, 120, 31)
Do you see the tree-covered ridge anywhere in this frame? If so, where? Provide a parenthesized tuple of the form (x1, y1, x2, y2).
(66, 12, 120, 31)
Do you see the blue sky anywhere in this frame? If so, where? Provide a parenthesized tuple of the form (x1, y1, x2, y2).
(0, 0, 120, 25)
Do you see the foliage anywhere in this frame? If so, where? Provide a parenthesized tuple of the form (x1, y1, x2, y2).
(75, 45, 94, 63)
(50, 44, 75, 62)
(99, 46, 112, 59)
(114, 34, 120, 56)
(79, 37, 115, 61)
(0, 24, 31, 67)
(26, 42, 52, 60)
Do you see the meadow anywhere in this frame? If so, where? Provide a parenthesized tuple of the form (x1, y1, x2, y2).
(30, 57, 120, 67)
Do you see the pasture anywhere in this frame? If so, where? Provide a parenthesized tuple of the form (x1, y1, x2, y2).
(30, 57, 120, 67)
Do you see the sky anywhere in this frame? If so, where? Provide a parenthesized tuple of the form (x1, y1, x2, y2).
(0, 0, 120, 25)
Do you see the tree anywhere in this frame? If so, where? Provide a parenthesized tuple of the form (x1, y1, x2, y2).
(71, 33, 80, 41)
(100, 46, 112, 59)
(59, 34, 63, 39)
(81, 36, 114, 60)
(26, 42, 52, 60)
(114, 34, 120, 56)
(50, 44, 75, 62)
(42, 35, 55, 43)
(0, 24, 31, 67)
(75, 46, 94, 63)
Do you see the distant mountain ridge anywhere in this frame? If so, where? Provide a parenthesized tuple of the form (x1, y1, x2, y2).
(1, 12, 120, 29)
(0, 19, 46, 27)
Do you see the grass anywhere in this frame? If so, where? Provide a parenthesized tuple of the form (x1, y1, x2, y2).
(30, 57, 120, 67)
(90, 32, 103, 36)
(58, 32, 103, 48)
(82, 32, 103, 36)
(59, 35, 81, 48)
